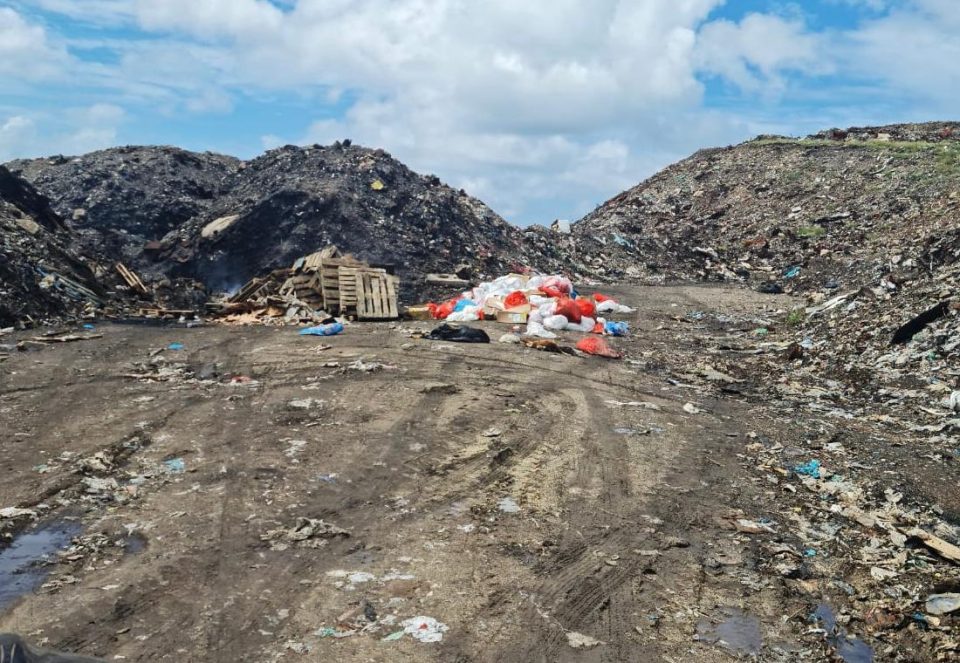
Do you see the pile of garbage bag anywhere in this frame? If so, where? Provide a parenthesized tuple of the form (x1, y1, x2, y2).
(423, 274, 633, 344)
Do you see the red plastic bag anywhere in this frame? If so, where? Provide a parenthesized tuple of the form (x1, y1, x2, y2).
(554, 297, 582, 324)
(504, 291, 529, 308)
(575, 298, 596, 319)
(540, 286, 563, 299)
(432, 298, 459, 320)
(593, 293, 612, 303)
(592, 321, 604, 334)
(576, 337, 621, 358)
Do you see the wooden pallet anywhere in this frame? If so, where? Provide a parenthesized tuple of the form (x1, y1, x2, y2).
(356, 272, 399, 320)
(116, 262, 148, 294)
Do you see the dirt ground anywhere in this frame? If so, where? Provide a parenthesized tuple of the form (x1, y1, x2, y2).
(1, 285, 957, 662)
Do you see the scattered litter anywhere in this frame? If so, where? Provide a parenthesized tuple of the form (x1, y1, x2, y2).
(925, 593, 960, 615)
(575, 337, 621, 358)
(682, 402, 703, 415)
(167, 342, 184, 351)
(261, 518, 349, 550)
(793, 459, 822, 479)
(498, 497, 520, 514)
(400, 616, 448, 643)
(605, 400, 662, 411)
(300, 322, 344, 337)
(162, 458, 185, 474)
(566, 631, 604, 649)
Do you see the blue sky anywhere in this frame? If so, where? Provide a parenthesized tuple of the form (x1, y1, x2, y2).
(1, 1, 957, 225)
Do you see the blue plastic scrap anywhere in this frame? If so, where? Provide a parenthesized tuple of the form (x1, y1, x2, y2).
(784, 266, 801, 279)
(83, 323, 95, 330)
(168, 342, 184, 351)
(453, 299, 476, 313)
(163, 458, 185, 474)
(794, 459, 822, 478)
(605, 321, 629, 337)
(300, 323, 344, 337)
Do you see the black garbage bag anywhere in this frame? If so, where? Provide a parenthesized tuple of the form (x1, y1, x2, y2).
(0, 635, 105, 662)
(426, 323, 490, 343)
(756, 281, 784, 295)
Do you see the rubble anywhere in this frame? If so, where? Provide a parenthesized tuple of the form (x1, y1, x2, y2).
(0, 166, 104, 326)
(9, 144, 575, 302)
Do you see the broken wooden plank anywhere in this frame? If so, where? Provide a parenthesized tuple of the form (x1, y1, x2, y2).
(905, 527, 960, 564)
(29, 333, 103, 344)
(116, 262, 148, 294)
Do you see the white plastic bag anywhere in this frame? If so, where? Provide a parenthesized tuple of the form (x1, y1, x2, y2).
(525, 321, 557, 339)
(566, 316, 595, 332)
(544, 314, 569, 331)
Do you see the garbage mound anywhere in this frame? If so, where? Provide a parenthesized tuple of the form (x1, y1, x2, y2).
(0, 166, 104, 327)
(573, 122, 960, 295)
(160, 143, 570, 297)
(9, 143, 575, 300)
(7, 146, 241, 277)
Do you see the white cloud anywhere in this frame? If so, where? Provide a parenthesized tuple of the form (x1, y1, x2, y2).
(695, 13, 830, 94)
(8, 0, 955, 224)
(134, 0, 284, 39)
(0, 7, 69, 79)
(0, 104, 124, 161)
(843, 1, 960, 108)
(23, 0, 135, 25)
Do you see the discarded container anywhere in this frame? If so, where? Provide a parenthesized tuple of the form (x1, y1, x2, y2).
(496, 310, 528, 324)
(300, 323, 344, 336)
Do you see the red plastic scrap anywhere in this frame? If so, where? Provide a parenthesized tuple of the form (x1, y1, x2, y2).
(593, 293, 612, 303)
(576, 337, 621, 359)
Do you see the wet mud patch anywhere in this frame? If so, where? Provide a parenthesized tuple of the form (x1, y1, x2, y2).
(0, 519, 83, 612)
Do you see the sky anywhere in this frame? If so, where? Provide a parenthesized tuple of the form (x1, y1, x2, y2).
(1, 1, 958, 226)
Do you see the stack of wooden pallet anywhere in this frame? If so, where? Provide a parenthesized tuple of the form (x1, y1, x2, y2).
(281, 248, 399, 320)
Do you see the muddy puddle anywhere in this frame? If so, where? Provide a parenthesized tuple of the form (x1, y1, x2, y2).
(696, 608, 763, 656)
(0, 520, 83, 613)
(813, 603, 874, 663)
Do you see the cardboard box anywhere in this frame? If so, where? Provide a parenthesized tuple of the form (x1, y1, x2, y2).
(405, 305, 433, 321)
(496, 308, 529, 324)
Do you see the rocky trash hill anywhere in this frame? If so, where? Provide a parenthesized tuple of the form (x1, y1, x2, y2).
(574, 121, 960, 440)
(0, 166, 103, 326)
(7, 146, 241, 279)
(9, 143, 571, 301)
(161, 142, 567, 294)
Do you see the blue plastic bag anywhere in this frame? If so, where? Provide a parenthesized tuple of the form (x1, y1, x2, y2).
(168, 342, 184, 351)
(300, 323, 344, 337)
(453, 299, 476, 313)
(605, 321, 629, 337)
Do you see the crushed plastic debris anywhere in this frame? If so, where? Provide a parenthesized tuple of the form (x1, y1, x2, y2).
(400, 616, 448, 643)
